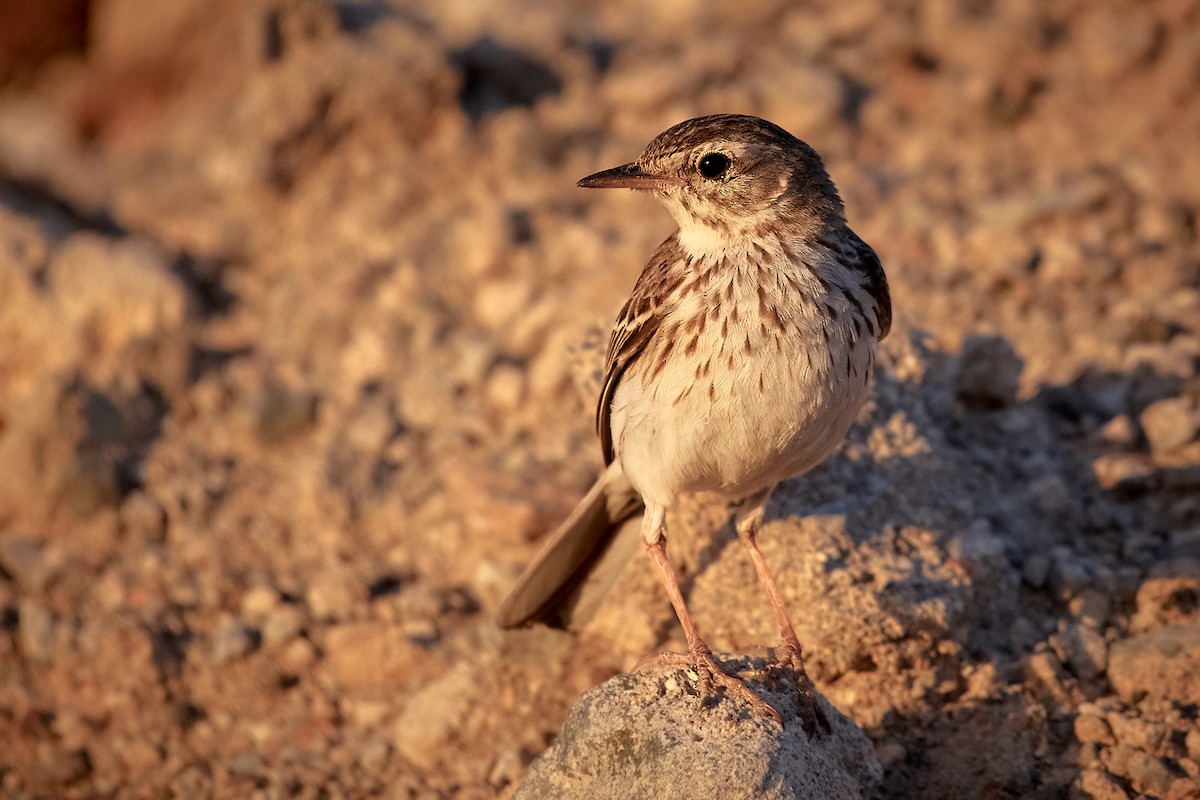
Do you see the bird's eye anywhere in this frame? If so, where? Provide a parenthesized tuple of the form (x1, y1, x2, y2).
(697, 153, 731, 179)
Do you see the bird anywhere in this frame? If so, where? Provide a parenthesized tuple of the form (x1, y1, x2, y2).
(496, 114, 890, 734)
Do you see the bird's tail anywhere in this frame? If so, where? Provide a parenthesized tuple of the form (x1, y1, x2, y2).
(496, 461, 643, 630)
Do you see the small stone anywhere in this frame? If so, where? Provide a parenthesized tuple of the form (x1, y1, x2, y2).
(1108, 625, 1200, 704)
(1131, 559, 1200, 633)
(1141, 396, 1200, 455)
(360, 740, 390, 774)
(1021, 554, 1050, 588)
(1075, 714, 1116, 746)
(963, 662, 1000, 701)
(474, 278, 533, 330)
(1071, 589, 1111, 627)
(1187, 728, 1200, 760)
(345, 699, 389, 728)
(119, 491, 167, 541)
(209, 615, 258, 664)
(947, 520, 1009, 581)
(1009, 617, 1039, 652)
(0, 537, 54, 592)
(1098, 414, 1139, 447)
(874, 742, 907, 770)
(395, 663, 479, 771)
(954, 335, 1023, 410)
(1107, 712, 1167, 753)
(489, 746, 529, 790)
(240, 586, 279, 621)
(1093, 453, 1157, 493)
(307, 569, 360, 620)
(1050, 555, 1092, 599)
(1076, 768, 1130, 800)
(256, 379, 321, 444)
(1168, 777, 1200, 800)
(325, 621, 417, 689)
(31, 746, 91, 787)
(18, 599, 56, 662)
(1125, 750, 1176, 797)
(260, 605, 305, 646)
(484, 362, 526, 413)
(1051, 623, 1108, 680)
(227, 752, 266, 778)
(1102, 743, 1137, 778)
(280, 638, 317, 672)
(1026, 651, 1071, 705)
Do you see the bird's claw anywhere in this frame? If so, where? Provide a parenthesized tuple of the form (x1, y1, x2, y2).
(658, 647, 783, 725)
(775, 641, 831, 738)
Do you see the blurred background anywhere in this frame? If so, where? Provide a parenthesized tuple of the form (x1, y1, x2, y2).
(0, 0, 1198, 797)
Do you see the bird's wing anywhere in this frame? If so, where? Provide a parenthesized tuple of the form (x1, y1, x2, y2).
(848, 232, 891, 339)
(596, 235, 686, 464)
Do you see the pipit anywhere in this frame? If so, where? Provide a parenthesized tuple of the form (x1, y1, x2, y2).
(497, 114, 891, 735)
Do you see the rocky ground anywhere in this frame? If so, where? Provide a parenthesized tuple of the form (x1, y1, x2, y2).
(0, 0, 1199, 797)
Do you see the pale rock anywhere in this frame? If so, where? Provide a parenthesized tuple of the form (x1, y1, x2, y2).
(395, 662, 479, 771)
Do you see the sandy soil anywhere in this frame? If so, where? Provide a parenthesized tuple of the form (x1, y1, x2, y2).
(0, 0, 1199, 797)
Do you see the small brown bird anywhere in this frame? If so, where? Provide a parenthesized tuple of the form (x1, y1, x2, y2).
(497, 115, 890, 733)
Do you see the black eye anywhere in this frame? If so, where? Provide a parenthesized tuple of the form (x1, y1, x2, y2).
(697, 153, 730, 179)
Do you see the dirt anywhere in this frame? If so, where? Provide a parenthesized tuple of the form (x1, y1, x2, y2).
(0, 0, 1198, 798)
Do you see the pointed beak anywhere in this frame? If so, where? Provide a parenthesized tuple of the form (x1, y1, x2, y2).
(577, 162, 681, 190)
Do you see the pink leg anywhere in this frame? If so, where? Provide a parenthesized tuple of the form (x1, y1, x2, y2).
(735, 487, 829, 736)
(641, 504, 781, 724)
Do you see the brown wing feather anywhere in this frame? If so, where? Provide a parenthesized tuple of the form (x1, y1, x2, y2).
(848, 231, 891, 339)
(596, 235, 687, 464)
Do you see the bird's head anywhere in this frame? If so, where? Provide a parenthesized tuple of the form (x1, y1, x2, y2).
(578, 114, 844, 247)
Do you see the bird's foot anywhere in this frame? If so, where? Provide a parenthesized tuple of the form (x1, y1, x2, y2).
(775, 641, 831, 739)
(657, 646, 782, 725)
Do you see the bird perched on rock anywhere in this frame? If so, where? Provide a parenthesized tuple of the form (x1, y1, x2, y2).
(498, 114, 890, 735)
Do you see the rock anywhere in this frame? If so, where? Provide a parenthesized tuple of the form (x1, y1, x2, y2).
(306, 568, 361, 621)
(239, 586, 280, 621)
(1141, 396, 1200, 455)
(1169, 777, 1200, 799)
(1021, 554, 1050, 588)
(325, 620, 419, 689)
(1131, 559, 1200, 632)
(1108, 625, 1200, 704)
(1076, 768, 1129, 800)
(1106, 712, 1167, 753)
(260, 605, 305, 646)
(1124, 749, 1176, 797)
(1093, 453, 1157, 494)
(1050, 623, 1108, 680)
(947, 520, 1009, 582)
(17, 598, 57, 662)
(256, 378, 321, 444)
(954, 335, 1023, 410)
(490, 746, 531, 791)
(1049, 554, 1092, 599)
(1071, 589, 1112, 628)
(1025, 651, 1072, 706)
(0, 536, 54, 592)
(47, 232, 190, 379)
(208, 614, 259, 664)
(1074, 713, 1115, 746)
(394, 662, 480, 771)
(515, 658, 882, 800)
(1098, 414, 1139, 447)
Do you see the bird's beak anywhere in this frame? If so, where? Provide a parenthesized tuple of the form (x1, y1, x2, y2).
(577, 162, 681, 190)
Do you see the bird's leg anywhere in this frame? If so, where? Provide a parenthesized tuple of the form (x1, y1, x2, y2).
(735, 487, 830, 736)
(641, 504, 781, 724)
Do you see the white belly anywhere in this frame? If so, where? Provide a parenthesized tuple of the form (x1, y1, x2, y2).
(610, 295, 874, 508)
